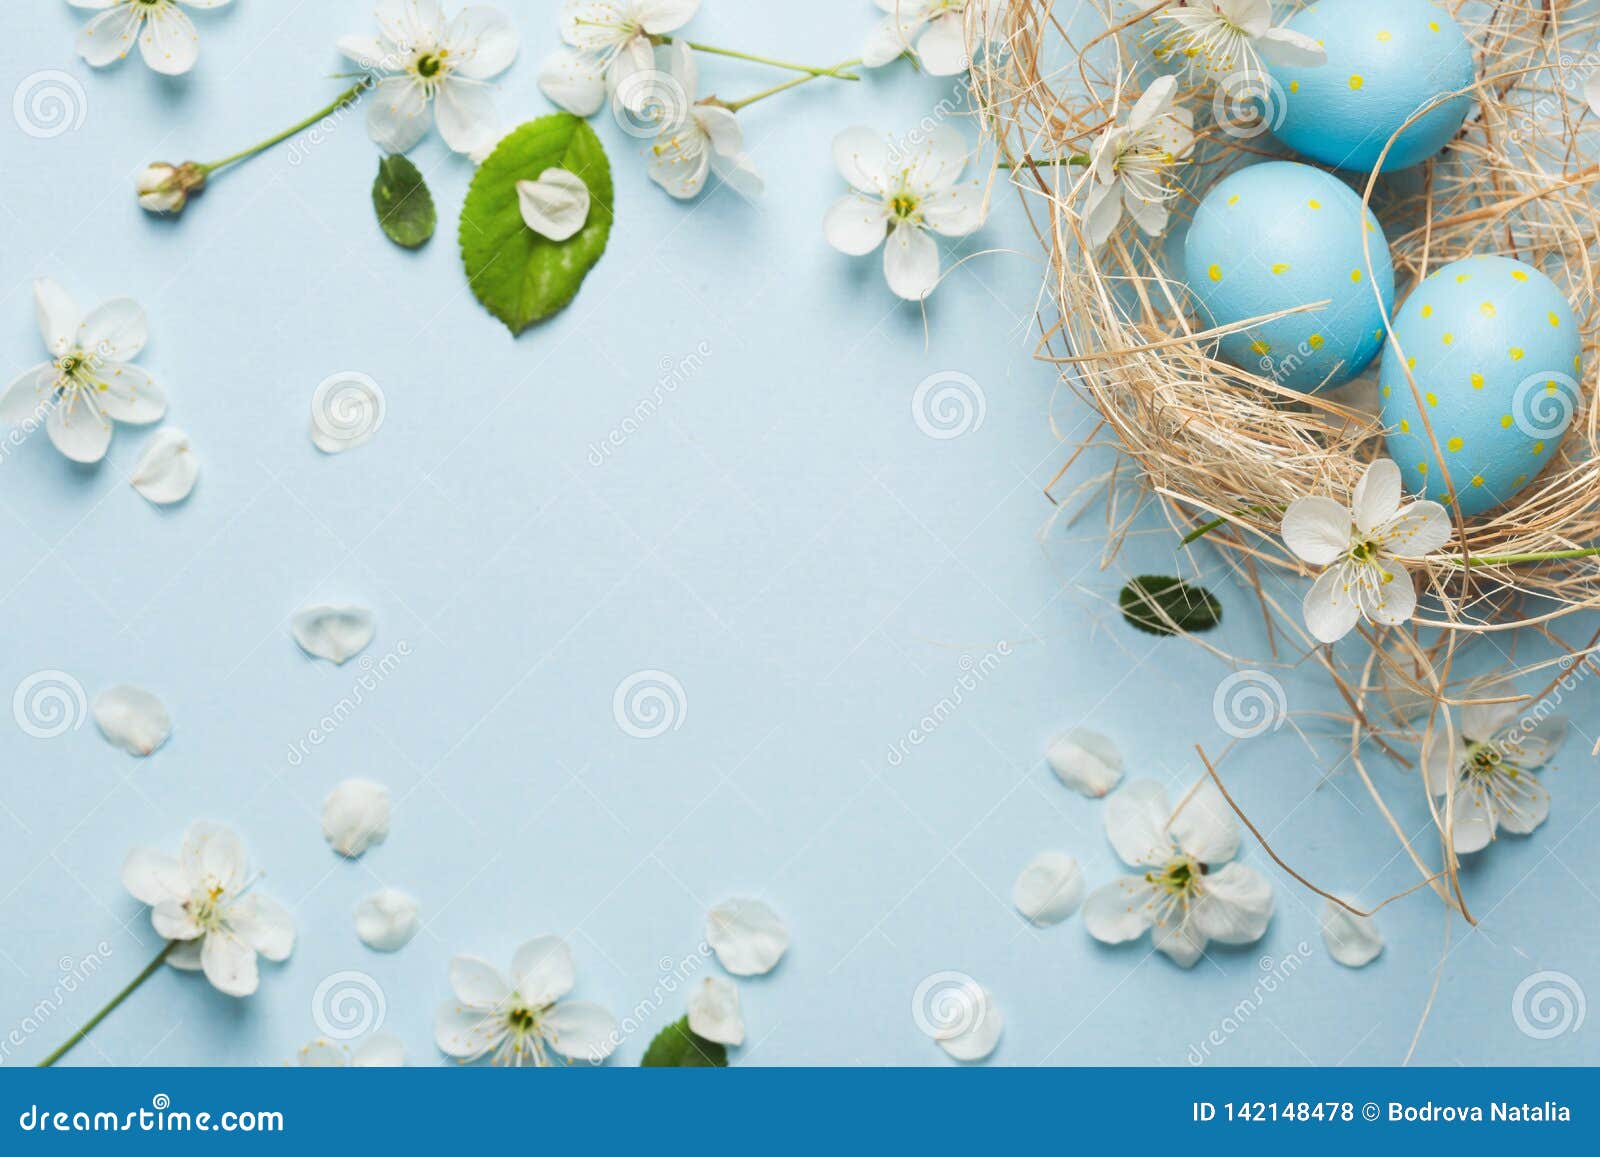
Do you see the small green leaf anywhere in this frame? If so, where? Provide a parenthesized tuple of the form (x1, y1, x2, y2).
(1119, 575, 1222, 637)
(640, 1017, 728, 1067)
(372, 154, 436, 249)
(459, 114, 613, 335)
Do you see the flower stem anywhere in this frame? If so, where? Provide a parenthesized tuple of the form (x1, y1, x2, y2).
(674, 40, 860, 80)
(725, 60, 863, 112)
(1000, 154, 1092, 169)
(36, 941, 175, 1067)
(201, 79, 372, 175)
(1456, 547, 1600, 567)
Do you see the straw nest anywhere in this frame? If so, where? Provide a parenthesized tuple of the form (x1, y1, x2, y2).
(973, 1, 1600, 925)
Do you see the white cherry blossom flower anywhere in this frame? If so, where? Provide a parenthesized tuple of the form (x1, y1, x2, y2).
(646, 44, 762, 200)
(1424, 687, 1565, 854)
(538, 0, 700, 118)
(435, 935, 619, 1065)
(824, 124, 988, 301)
(1083, 779, 1273, 968)
(71, 0, 232, 76)
(122, 821, 295, 997)
(862, 0, 1003, 76)
(1, 279, 166, 464)
(337, 1, 519, 157)
(298, 1032, 405, 1067)
(1151, 0, 1326, 81)
(1281, 458, 1451, 645)
(1084, 75, 1194, 249)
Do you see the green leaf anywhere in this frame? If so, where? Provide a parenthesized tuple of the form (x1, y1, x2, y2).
(459, 114, 614, 335)
(640, 1017, 728, 1067)
(1118, 575, 1222, 637)
(372, 154, 436, 249)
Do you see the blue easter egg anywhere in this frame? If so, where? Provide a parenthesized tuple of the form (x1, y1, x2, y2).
(1184, 161, 1394, 394)
(1380, 256, 1583, 516)
(1267, 0, 1477, 173)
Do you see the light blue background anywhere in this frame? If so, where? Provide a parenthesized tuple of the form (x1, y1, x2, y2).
(0, 0, 1595, 1068)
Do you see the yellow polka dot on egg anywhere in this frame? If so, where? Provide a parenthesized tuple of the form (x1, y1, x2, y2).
(1447, 437, 1464, 453)
(1480, 302, 1496, 318)
(1350, 270, 1363, 283)
(1290, 80, 1300, 93)
(1515, 474, 1528, 486)
(1377, 30, 1392, 42)
(1308, 333, 1325, 350)
(1420, 304, 1433, 318)
(1417, 462, 1429, 475)
(1408, 357, 1417, 370)
(1208, 264, 1223, 282)
(1533, 441, 1546, 454)
(1271, 263, 1291, 274)
(1456, 273, 1472, 283)
(1425, 391, 1439, 406)
(1549, 312, 1561, 327)
(1349, 75, 1364, 89)
(1228, 194, 1240, 206)
(1251, 340, 1271, 355)
(1511, 347, 1525, 361)
(1429, 20, 1441, 32)
(1471, 476, 1485, 488)
(1501, 415, 1514, 428)
(1511, 270, 1529, 282)
(1308, 200, 1322, 210)
(1470, 373, 1484, 389)
(1399, 419, 1410, 432)
(1442, 333, 1455, 345)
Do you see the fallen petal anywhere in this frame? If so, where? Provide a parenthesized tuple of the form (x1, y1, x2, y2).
(322, 778, 391, 858)
(1011, 852, 1085, 926)
(291, 604, 376, 664)
(130, 427, 198, 504)
(355, 887, 419, 952)
(686, 975, 744, 1046)
(706, 897, 789, 976)
(91, 685, 171, 756)
(1046, 728, 1124, 797)
(517, 168, 591, 241)
(1320, 897, 1383, 968)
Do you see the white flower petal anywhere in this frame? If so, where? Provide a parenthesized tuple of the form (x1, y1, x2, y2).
(1, 363, 54, 425)
(181, 821, 247, 892)
(920, 183, 987, 238)
(1320, 898, 1382, 968)
(1357, 556, 1417, 627)
(1084, 172, 1124, 249)
(121, 847, 185, 906)
(686, 975, 744, 1046)
(1128, 74, 1177, 132)
(1011, 852, 1085, 926)
(91, 684, 171, 756)
(1506, 712, 1567, 769)
(448, 5, 519, 79)
(449, 955, 511, 1009)
(1451, 807, 1495, 854)
(863, 14, 922, 67)
(538, 49, 608, 117)
(1303, 564, 1362, 644)
(517, 168, 591, 241)
(321, 778, 391, 858)
(1380, 501, 1451, 559)
(832, 125, 890, 193)
(542, 1001, 619, 1062)
(94, 363, 166, 425)
(1082, 877, 1155, 944)
(1496, 778, 1551, 835)
(511, 935, 575, 1005)
(435, 79, 500, 157)
(34, 279, 81, 358)
(907, 125, 969, 193)
(200, 930, 259, 997)
(166, 938, 203, 970)
(297, 1038, 350, 1068)
(706, 897, 789, 976)
(1281, 496, 1352, 567)
(823, 194, 888, 256)
(1151, 918, 1206, 968)
(46, 393, 111, 463)
(351, 1032, 406, 1066)
(356, 888, 421, 952)
(76, 5, 141, 68)
(883, 222, 941, 301)
(1352, 459, 1403, 537)
(130, 427, 198, 504)
(1169, 779, 1240, 865)
(291, 604, 376, 664)
(139, 4, 200, 76)
(366, 76, 432, 153)
(916, 11, 970, 75)
(153, 899, 201, 941)
(1045, 728, 1124, 798)
(230, 893, 295, 961)
(77, 297, 147, 363)
(1256, 26, 1327, 68)
(435, 1001, 506, 1060)
(936, 987, 1001, 1061)
(1189, 862, 1273, 945)
(1103, 779, 1173, 867)
(636, 0, 699, 34)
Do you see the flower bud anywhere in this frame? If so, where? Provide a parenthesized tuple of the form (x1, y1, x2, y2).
(135, 161, 206, 215)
